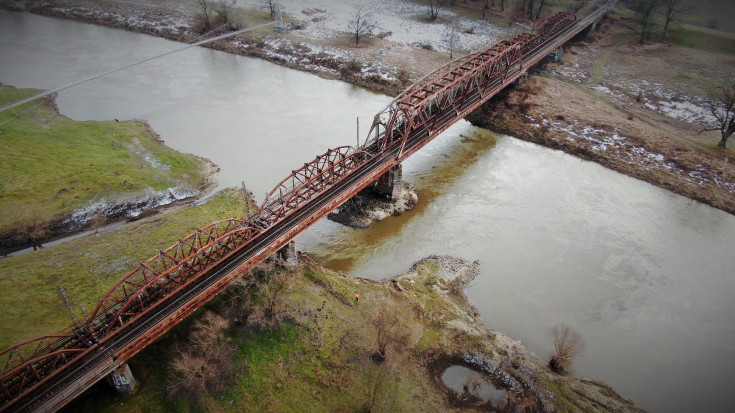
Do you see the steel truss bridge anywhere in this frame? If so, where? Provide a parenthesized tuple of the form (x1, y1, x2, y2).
(1, 2, 616, 411)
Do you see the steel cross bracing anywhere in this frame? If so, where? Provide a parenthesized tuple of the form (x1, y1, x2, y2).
(0, 2, 616, 411)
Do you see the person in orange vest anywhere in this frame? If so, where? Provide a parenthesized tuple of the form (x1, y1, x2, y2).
(355, 292, 360, 302)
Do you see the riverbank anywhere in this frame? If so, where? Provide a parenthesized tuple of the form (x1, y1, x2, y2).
(0, 84, 219, 254)
(0, 188, 249, 350)
(2, 1, 733, 217)
(467, 11, 735, 215)
(62, 254, 644, 412)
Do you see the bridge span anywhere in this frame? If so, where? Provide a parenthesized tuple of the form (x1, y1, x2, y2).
(1, 2, 616, 411)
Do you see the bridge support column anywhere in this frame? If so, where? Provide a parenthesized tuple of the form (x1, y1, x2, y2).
(277, 240, 298, 267)
(547, 47, 563, 62)
(374, 164, 402, 200)
(106, 363, 136, 393)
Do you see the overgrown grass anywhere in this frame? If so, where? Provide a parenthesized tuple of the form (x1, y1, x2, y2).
(0, 188, 247, 350)
(0, 85, 209, 234)
(669, 23, 735, 55)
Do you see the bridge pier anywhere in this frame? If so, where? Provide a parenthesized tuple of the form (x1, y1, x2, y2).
(277, 240, 298, 267)
(547, 47, 563, 63)
(106, 363, 136, 393)
(373, 164, 403, 200)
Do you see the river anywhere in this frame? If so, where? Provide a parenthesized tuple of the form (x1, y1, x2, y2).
(2, 11, 735, 413)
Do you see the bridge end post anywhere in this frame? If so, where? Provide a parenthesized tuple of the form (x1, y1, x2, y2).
(107, 363, 136, 393)
(277, 240, 298, 268)
(374, 164, 403, 201)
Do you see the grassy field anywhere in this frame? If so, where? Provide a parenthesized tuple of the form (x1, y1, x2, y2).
(58, 253, 642, 412)
(61, 259, 452, 412)
(0, 85, 210, 242)
(0, 188, 248, 350)
(669, 23, 735, 55)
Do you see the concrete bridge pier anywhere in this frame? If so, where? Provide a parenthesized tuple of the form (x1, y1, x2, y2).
(547, 47, 564, 62)
(277, 240, 298, 267)
(373, 164, 403, 200)
(106, 363, 136, 393)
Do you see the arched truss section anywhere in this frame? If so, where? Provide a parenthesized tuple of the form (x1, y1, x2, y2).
(364, 40, 523, 154)
(0, 336, 84, 402)
(258, 146, 370, 226)
(520, 12, 577, 56)
(87, 219, 262, 336)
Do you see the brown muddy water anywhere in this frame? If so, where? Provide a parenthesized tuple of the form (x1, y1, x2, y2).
(2, 10, 735, 413)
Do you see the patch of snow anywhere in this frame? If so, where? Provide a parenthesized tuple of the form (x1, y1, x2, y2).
(237, 0, 510, 54)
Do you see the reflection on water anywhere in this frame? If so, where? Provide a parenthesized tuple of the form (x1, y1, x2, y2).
(3, 10, 735, 413)
(299, 124, 735, 413)
(442, 365, 507, 405)
(0, 11, 391, 198)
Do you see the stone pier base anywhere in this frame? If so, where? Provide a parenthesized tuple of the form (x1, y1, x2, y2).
(277, 240, 298, 267)
(374, 164, 403, 200)
(107, 363, 136, 393)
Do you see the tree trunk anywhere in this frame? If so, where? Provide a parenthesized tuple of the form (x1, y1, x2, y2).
(528, 0, 535, 20)
(535, 0, 546, 20)
(662, 19, 671, 40)
(718, 135, 728, 148)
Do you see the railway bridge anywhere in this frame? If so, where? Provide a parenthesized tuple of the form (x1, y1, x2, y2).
(1, 1, 617, 411)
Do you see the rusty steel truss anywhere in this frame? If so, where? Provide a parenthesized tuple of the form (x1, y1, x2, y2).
(1, 3, 617, 411)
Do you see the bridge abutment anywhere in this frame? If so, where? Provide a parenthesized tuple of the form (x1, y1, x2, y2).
(277, 240, 298, 267)
(373, 164, 403, 200)
(106, 363, 136, 393)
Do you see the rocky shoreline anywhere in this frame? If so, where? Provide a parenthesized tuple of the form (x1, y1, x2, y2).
(327, 182, 418, 228)
(375, 255, 645, 411)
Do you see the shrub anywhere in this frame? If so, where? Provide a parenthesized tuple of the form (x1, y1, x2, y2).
(548, 324, 585, 374)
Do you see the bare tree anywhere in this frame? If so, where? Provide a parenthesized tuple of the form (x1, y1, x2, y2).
(535, 0, 547, 20)
(224, 275, 257, 327)
(258, 268, 290, 320)
(169, 312, 235, 402)
(702, 82, 735, 148)
(348, 6, 376, 45)
(194, 0, 215, 31)
(633, 0, 659, 44)
(428, 0, 443, 21)
(260, 0, 279, 19)
(360, 357, 400, 412)
(527, 0, 535, 20)
(548, 324, 585, 373)
(661, 0, 692, 41)
(442, 25, 461, 59)
(215, 0, 239, 31)
(365, 296, 408, 362)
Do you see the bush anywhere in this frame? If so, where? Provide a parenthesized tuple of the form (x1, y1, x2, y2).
(548, 324, 585, 374)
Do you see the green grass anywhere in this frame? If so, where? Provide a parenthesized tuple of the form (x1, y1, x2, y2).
(669, 23, 735, 54)
(0, 188, 247, 350)
(0, 85, 209, 234)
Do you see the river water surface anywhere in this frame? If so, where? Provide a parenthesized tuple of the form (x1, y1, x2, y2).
(2, 11, 735, 413)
